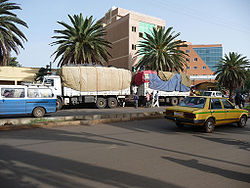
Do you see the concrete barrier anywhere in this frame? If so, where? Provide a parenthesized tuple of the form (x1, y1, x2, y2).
(0, 111, 165, 131)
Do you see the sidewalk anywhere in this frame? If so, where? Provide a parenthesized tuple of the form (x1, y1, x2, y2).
(0, 107, 166, 131)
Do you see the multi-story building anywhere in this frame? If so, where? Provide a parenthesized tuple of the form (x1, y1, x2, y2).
(99, 7, 165, 70)
(180, 43, 223, 85)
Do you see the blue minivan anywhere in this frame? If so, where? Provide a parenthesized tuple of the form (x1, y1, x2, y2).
(0, 85, 57, 117)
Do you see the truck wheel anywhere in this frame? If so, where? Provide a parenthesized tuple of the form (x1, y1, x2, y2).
(32, 107, 45, 118)
(56, 98, 63, 110)
(108, 97, 118, 108)
(179, 97, 184, 103)
(171, 97, 178, 106)
(96, 97, 107, 109)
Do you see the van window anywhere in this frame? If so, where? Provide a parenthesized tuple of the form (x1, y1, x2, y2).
(28, 88, 53, 98)
(1, 88, 25, 98)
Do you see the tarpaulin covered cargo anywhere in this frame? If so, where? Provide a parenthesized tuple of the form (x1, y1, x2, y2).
(149, 73, 190, 92)
(158, 71, 191, 87)
(134, 70, 190, 92)
(134, 70, 157, 86)
(60, 66, 131, 92)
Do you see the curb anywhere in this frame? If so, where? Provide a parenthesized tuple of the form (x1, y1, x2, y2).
(0, 111, 165, 131)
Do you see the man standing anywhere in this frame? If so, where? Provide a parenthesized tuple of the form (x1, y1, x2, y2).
(134, 92, 139, 108)
(235, 92, 242, 109)
(153, 91, 159, 107)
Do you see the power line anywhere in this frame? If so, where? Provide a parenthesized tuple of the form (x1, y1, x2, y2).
(146, 0, 250, 34)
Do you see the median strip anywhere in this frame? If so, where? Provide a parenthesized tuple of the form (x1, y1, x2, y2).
(0, 111, 165, 131)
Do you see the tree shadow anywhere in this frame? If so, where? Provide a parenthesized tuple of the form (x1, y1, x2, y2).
(0, 128, 126, 147)
(0, 145, 182, 188)
(162, 156, 250, 183)
(194, 135, 250, 151)
(79, 131, 250, 168)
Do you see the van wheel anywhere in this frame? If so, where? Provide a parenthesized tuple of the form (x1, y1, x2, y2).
(33, 107, 45, 118)
(56, 98, 63, 110)
(237, 115, 247, 128)
(108, 97, 118, 108)
(204, 118, 215, 133)
(171, 97, 178, 106)
(96, 97, 107, 109)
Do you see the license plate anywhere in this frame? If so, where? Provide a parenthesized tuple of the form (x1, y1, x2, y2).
(174, 112, 183, 117)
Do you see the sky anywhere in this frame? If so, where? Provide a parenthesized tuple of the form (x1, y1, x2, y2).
(14, 0, 250, 68)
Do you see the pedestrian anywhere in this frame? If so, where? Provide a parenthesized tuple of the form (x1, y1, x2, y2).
(150, 92, 154, 107)
(153, 91, 159, 107)
(134, 92, 139, 108)
(235, 92, 242, 109)
(145, 92, 150, 108)
(241, 94, 245, 107)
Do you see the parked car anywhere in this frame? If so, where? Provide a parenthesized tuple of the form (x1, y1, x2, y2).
(165, 96, 248, 133)
(0, 85, 57, 118)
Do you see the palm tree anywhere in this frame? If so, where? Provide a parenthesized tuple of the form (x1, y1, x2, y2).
(35, 66, 50, 82)
(0, 0, 28, 66)
(135, 27, 188, 72)
(51, 13, 111, 67)
(214, 52, 250, 100)
(7, 56, 21, 66)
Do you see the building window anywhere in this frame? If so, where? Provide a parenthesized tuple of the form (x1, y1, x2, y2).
(186, 58, 190, 62)
(194, 58, 198, 61)
(132, 44, 136, 50)
(186, 50, 190, 53)
(186, 66, 190, 70)
(132, 26, 136, 32)
(193, 66, 197, 70)
(139, 32, 143, 38)
(202, 66, 206, 70)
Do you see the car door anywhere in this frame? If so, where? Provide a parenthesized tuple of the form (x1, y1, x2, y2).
(221, 98, 240, 123)
(210, 98, 227, 125)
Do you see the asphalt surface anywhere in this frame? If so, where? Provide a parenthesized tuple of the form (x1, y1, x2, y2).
(0, 118, 249, 188)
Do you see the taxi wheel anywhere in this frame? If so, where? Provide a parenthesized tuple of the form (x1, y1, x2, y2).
(204, 118, 215, 133)
(237, 115, 247, 128)
(176, 122, 184, 128)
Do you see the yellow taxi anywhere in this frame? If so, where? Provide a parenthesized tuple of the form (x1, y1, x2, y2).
(165, 96, 248, 133)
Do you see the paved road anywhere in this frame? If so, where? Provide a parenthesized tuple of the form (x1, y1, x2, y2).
(0, 119, 250, 188)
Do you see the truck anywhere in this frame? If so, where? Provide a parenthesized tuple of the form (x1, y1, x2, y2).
(134, 70, 190, 106)
(41, 66, 131, 109)
(38, 66, 190, 109)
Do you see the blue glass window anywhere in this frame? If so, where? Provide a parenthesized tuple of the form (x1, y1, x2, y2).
(193, 47, 222, 72)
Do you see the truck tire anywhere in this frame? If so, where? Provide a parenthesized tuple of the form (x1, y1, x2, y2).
(32, 107, 45, 118)
(178, 97, 184, 103)
(108, 97, 118, 108)
(56, 98, 63, 110)
(96, 97, 107, 109)
(171, 97, 178, 106)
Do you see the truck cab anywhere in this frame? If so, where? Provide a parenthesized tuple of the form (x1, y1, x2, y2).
(43, 75, 62, 97)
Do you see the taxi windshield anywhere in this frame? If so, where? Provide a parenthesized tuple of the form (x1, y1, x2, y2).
(179, 97, 207, 108)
